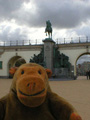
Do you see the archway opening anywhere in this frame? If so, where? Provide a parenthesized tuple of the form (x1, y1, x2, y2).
(15, 58, 26, 67)
(8, 56, 26, 77)
(76, 53, 90, 76)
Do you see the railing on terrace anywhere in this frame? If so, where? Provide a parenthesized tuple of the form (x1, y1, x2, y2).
(0, 39, 44, 46)
(55, 36, 90, 44)
(0, 37, 90, 46)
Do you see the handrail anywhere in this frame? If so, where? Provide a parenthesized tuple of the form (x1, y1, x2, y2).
(0, 40, 43, 46)
(55, 36, 90, 44)
(0, 37, 90, 46)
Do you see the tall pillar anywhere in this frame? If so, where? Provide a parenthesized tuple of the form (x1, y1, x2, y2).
(43, 38, 55, 71)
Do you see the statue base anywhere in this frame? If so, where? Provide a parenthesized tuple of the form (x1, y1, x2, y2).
(54, 68, 68, 77)
(43, 38, 55, 43)
(43, 37, 55, 71)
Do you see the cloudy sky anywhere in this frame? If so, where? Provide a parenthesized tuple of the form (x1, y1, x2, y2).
(0, 0, 90, 44)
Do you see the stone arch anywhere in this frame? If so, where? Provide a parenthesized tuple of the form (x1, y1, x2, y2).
(75, 52, 90, 76)
(8, 56, 26, 75)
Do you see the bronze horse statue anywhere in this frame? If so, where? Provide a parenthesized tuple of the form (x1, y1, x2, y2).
(45, 20, 52, 38)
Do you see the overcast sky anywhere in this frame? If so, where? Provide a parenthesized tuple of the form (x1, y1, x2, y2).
(0, 0, 90, 44)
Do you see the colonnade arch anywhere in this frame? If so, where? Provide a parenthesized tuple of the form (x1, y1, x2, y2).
(8, 56, 26, 76)
(75, 52, 90, 76)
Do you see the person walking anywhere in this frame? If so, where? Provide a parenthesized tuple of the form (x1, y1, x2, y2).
(88, 70, 90, 80)
(86, 70, 89, 80)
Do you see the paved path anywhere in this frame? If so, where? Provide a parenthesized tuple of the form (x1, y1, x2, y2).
(50, 76, 90, 120)
(0, 76, 89, 120)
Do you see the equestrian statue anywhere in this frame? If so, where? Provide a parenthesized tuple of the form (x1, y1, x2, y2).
(45, 20, 52, 38)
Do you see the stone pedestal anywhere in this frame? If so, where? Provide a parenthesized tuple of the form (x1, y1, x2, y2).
(43, 38, 55, 71)
(54, 68, 68, 77)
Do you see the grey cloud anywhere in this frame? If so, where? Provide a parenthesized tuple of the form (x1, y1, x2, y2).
(0, 25, 28, 42)
(0, 0, 90, 29)
(37, 0, 90, 28)
(0, 0, 30, 20)
(13, 0, 90, 29)
(0, 0, 90, 42)
(68, 24, 90, 40)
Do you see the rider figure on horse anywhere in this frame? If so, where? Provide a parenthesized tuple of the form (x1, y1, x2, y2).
(45, 20, 52, 38)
